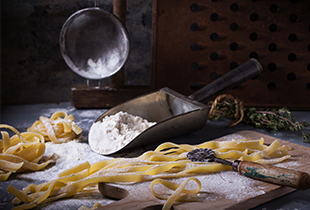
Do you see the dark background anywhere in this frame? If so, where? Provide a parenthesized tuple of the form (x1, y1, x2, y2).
(1, 0, 153, 105)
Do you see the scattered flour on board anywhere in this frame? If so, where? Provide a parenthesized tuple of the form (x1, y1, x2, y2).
(196, 171, 266, 202)
(216, 134, 245, 141)
(275, 160, 301, 168)
(110, 170, 267, 203)
(89, 111, 156, 154)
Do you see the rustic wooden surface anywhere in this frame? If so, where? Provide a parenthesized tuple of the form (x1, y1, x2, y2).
(97, 130, 310, 210)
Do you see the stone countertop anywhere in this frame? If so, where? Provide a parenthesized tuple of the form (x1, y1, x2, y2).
(1, 102, 310, 209)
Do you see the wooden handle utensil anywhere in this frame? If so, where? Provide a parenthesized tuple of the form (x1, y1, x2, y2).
(187, 148, 310, 190)
(232, 160, 310, 190)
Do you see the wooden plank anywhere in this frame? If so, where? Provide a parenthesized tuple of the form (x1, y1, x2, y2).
(111, 0, 126, 89)
(71, 85, 152, 108)
(97, 131, 310, 210)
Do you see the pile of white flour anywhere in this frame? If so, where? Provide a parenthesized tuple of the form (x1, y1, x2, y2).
(89, 111, 156, 154)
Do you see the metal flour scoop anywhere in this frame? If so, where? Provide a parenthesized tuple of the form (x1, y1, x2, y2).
(91, 58, 263, 155)
(59, 1, 130, 87)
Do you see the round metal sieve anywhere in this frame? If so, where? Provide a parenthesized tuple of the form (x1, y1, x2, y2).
(59, 4, 130, 81)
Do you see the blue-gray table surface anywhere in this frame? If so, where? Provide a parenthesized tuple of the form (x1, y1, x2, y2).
(1, 102, 310, 210)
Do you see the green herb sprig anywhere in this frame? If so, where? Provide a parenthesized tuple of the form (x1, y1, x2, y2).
(208, 97, 310, 143)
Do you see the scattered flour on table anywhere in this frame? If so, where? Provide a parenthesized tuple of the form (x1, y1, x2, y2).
(40, 106, 75, 117)
(89, 111, 156, 154)
(18, 140, 111, 181)
(10, 140, 113, 210)
(76, 110, 104, 118)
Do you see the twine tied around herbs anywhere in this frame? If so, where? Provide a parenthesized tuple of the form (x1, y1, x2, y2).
(208, 94, 244, 127)
(207, 94, 310, 142)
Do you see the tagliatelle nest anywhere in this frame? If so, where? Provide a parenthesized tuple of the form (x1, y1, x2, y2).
(0, 124, 59, 181)
(1, 111, 82, 181)
(27, 111, 82, 143)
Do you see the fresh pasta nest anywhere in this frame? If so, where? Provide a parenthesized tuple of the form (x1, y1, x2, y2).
(0, 125, 58, 181)
(1, 111, 82, 181)
(27, 111, 82, 143)
(7, 137, 291, 210)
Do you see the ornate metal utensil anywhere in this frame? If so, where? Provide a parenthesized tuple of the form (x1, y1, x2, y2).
(187, 148, 310, 190)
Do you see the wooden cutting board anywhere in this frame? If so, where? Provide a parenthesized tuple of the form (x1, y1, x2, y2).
(97, 131, 310, 210)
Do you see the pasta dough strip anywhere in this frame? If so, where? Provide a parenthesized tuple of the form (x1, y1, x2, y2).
(151, 178, 201, 210)
(58, 161, 91, 178)
(0, 159, 24, 172)
(1, 131, 11, 151)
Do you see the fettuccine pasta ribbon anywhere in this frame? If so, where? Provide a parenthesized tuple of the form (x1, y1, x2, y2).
(151, 178, 201, 210)
(0, 124, 58, 181)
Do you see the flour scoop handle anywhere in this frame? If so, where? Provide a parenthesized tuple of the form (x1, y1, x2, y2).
(189, 58, 263, 104)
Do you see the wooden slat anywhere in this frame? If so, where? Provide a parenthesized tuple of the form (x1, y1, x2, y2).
(111, 0, 127, 89)
(71, 85, 152, 108)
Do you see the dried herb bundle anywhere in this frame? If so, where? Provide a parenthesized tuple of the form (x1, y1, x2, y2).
(208, 96, 310, 143)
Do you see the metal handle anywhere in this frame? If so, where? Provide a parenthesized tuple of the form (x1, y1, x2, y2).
(95, 0, 99, 7)
(87, 79, 101, 89)
(234, 160, 310, 190)
(188, 58, 263, 103)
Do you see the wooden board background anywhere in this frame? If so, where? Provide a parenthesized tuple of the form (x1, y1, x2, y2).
(97, 130, 310, 210)
(152, 0, 310, 110)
